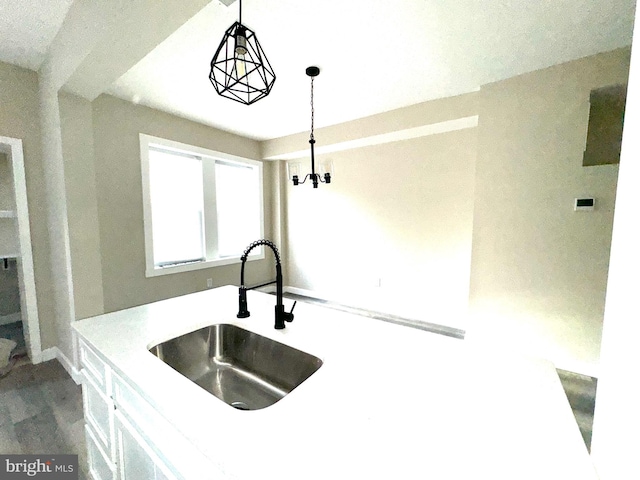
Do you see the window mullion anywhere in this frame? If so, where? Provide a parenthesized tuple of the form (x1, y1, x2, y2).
(202, 157, 219, 260)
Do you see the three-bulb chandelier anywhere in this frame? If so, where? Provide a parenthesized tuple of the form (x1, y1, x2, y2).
(209, 0, 276, 105)
(289, 66, 333, 188)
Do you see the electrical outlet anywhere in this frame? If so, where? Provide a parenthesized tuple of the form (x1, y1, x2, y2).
(206, 278, 213, 288)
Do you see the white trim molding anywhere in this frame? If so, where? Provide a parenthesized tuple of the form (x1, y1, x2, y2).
(284, 286, 465, 339)
(40, 346, 82, 385)
(264, 116, 479, 160)
(39, 347, 58, 363)
(0, 136, 43, 365)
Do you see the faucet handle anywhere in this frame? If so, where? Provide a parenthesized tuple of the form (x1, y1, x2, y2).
(283, 301, 296, 323)
(237, 287, 250, 318)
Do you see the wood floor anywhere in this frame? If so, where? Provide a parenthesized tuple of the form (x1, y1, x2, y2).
(0, 359, 89, 479)
(557, 369, 598, 451)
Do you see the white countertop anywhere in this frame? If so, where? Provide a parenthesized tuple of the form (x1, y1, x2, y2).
(73, 286, 597, 480)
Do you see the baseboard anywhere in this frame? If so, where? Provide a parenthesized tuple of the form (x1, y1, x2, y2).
(39, 346, 82, 385)
(38, 347, 57, 363)
(56, 347, 83, 385)
(255, 284, 277, 294)
(285, 286, 333, 301)
(283, 286, 466, 340)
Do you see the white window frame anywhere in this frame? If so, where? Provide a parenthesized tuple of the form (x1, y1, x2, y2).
(140, 134, 264, 277)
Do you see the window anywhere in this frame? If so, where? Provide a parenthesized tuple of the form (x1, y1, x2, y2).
(140, 134, 264, 277)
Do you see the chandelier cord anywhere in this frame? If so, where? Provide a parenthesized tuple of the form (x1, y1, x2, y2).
(310, 76, 315, 141)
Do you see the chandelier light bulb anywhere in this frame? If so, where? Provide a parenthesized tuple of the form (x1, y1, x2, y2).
(236, 53, 246, 78)
(235, 27, 248, 79)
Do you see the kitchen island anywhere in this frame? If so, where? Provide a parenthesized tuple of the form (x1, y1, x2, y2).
(73, 286, 597, 480)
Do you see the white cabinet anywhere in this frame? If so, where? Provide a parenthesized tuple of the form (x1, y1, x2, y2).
(85, 424, 116, 480)
(80, 340, 117, 480)
(115, 411, 177, 480)
(82, 373, 115, 460)
(79, 340, 185, 480)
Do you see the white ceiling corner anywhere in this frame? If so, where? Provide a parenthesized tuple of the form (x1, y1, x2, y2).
(0, 0, 74, 71)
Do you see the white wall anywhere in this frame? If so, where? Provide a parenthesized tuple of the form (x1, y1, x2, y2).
(590, 6, 640, 477)
(285, 126, 477, 329)
(467, 48, 629, 377)
(275, 48, 629, 376)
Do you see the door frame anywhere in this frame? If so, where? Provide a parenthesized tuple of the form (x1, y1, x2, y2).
(0, 136, 43, 363)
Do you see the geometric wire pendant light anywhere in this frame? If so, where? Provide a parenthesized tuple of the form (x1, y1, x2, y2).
(209, 0, 276, 105)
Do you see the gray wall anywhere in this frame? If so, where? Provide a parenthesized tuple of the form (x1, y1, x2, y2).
(0, 258, 20, 317)
(91, 95, 276, 313)
(0, 61, 56, 349)
(59, 92, 105, 320)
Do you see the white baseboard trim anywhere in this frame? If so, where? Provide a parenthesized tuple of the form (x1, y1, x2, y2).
(283, 286, 466, 339)
(285, 286, 334, 302)
(38, 347, 57, 363)
(39, 346, 82, 384)
(56, 347, 83, 385)
(257, 285, 335, 303)
(255, 284, 277, 294)
(256, 285, 332, 301)
(0, 312, 21, 326)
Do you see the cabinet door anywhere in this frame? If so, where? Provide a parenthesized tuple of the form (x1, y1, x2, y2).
(82, 372, 115, 459)
(115, 411, 177, 480)
(85, 425, 116, 480)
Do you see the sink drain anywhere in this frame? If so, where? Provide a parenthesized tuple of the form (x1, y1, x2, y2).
(231, 401, 250, 411)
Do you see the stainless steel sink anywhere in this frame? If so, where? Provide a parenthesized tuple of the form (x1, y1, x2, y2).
(148, 324, 322, 410)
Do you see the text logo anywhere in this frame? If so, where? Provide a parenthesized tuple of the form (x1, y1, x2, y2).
(0, 455, 78, 479)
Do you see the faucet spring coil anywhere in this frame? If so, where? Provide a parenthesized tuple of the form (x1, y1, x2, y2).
(240, 239, 281, 266)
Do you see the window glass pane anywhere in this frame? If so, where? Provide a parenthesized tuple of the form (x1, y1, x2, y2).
(149, 149, 205, 266)
(215, 161, 261, 257)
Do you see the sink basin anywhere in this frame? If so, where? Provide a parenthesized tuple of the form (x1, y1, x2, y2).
(148, 323, 322, 410)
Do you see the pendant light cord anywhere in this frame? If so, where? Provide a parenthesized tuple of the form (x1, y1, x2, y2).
(239, 0, 242, 24)
(310, 76, 315, 141)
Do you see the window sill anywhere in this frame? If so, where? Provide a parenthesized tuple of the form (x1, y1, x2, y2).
(145, 252, 264, 278)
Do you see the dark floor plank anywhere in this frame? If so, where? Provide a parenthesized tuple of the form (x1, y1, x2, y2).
(13, 406, 74, 454)
(0, 360, 88, 477)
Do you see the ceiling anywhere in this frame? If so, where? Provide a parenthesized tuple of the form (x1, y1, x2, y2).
(1, 0, 637, 141)
(0, 0, 74, 70)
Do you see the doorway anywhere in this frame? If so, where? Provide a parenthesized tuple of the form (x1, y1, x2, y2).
(0, 136, 42, 366)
